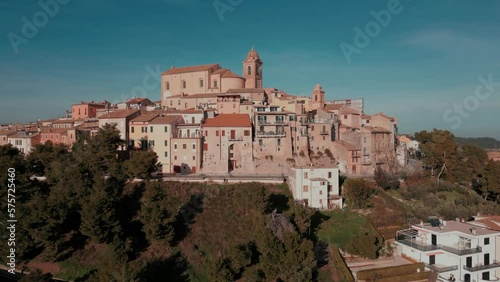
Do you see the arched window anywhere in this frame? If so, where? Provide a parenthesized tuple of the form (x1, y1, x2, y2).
(315, 95, 318, 101)
(247, 66, 252, 75)
(182, 80, 186, 88)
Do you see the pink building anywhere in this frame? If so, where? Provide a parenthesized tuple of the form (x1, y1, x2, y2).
(72, 101, 108, 120)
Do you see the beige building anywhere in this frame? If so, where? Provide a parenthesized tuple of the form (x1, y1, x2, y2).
(98, 109, 141, 148)
(202, 114, 253, 174)
(0, 130, 16, 146)
(146, 114, 183, 174)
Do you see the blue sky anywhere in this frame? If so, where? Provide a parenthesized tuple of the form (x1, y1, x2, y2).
(1, 0, 499, 139)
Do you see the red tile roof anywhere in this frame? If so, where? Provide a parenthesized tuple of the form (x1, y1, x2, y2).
(203, 114, 251, 128)
(335, 140, 360, 151)
(339, 105, 361, 115)
(149, 115, 182, 125)
(127, 98, 151, 104)
(99, 109, 140, 119)
(162, 64, 220, 75)
(130, 113, 159, 123)
(226, 88, 266, 94)
(323, 104, 343, 111)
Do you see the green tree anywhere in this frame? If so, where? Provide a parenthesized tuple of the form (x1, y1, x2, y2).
(80, 176, 123, 245)
(124, 150, 159, 179)
(140, 181, 176, 244)
(374, 166, 400, 190)
(343, 179, 373, 209)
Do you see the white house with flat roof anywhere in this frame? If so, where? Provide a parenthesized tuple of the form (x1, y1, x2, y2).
(396, 217, 500, 282)
(289, 167, 342, 210)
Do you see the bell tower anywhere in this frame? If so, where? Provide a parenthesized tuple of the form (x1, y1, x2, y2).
(243, 47, 263, 89)
(311, 83, 325, 110)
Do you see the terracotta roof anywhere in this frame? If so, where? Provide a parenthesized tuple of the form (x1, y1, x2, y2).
(130, 114, 159, 123)
(165, 108, 204, 114)
(339, 105, 361, 115)
(41, 128, 68, 134)
(335, 140, 360, 151)
(362, 126, 391, 133)
(203, 114, 251, 128)
(373, 112, 395, 120)
(127, 98, 151, 104)
(162, 64, 220, 75)
(52, 119, 74, 124)
(99, 109, 140, 119)
(362, 114, 372, 119)
(226, 88, 266, 94)
(149, 115, 182, 125)
(323, 104, 343, 111)
(0, 130, 17, 136)
(487, 151, 500, 160)
(221, 69, 243, 79)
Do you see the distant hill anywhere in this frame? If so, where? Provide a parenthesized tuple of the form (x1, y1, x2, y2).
(455, 137, 500, 149)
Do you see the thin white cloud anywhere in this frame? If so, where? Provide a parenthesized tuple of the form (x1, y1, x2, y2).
(400, 29, 496, 54)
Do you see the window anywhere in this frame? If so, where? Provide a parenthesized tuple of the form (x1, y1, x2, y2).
(247, 66, 251, 75)
(164, 126, 168, 132)
(304, 172, 308, 179)
(344, 115, 347, 119)
(233, 103, 236, 109)
(131, 127, 134, 133)
(277, 139, 281, 146)
(259, 139, 263, 146)
(303, 185, 308, 192)
(204, 130, 208, 136)
(216, 130, 219, 137)
(311, 126, 314, 131)
(150, 126, 153, 133)
(222, 130, 225, 136)
(213, 80, 218, 88)
(290, 115, 296, 121)
(174, 144, 178, 150)
(328, 172, 332, 178)
(164, 152, 168, 157)
(199, 79, 204, 87)
(485, 238, 490, 245)
(319, 190, 323, 195)
(165, 82, 170, 90)
(174, 156, 177, 160)
(170, 100, 173, 106)
(164, 140, 168, 146)
(50, 135, 53, 139)
(192, 144, 196, 150)
(181, 144, 186, 149)
(203, 143, 208, 150)
(192, 156, 195, 160)
(244, 130, 250, 136)
(182, 80, 186, 88)
(185, 103, 187, 108)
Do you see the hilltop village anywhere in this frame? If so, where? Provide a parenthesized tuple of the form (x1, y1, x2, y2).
(1, 48, 403, 180)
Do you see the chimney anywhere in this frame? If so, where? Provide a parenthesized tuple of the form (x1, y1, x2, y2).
(470, 227, 476, 235)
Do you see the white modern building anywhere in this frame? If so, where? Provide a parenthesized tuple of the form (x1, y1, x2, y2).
(396, 217, 500, 282)
(289, 167, 342, 210)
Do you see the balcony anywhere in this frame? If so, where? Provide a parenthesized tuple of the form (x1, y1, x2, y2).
(438, 244, 482, 256)
(229, 137, 243, 141)
(463, 260, 500, 272)
(425, 263, 458, 273)
(256, 131, 286, 138)
(396, 239, 440, 252)
(320, 130, 329, 135)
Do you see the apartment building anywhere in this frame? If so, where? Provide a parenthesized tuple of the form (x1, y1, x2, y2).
(98, 109, 141, 148)
(396, 217, 500, 282)
(7, 131, 40, 154)
(289, 167, 342, 210)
